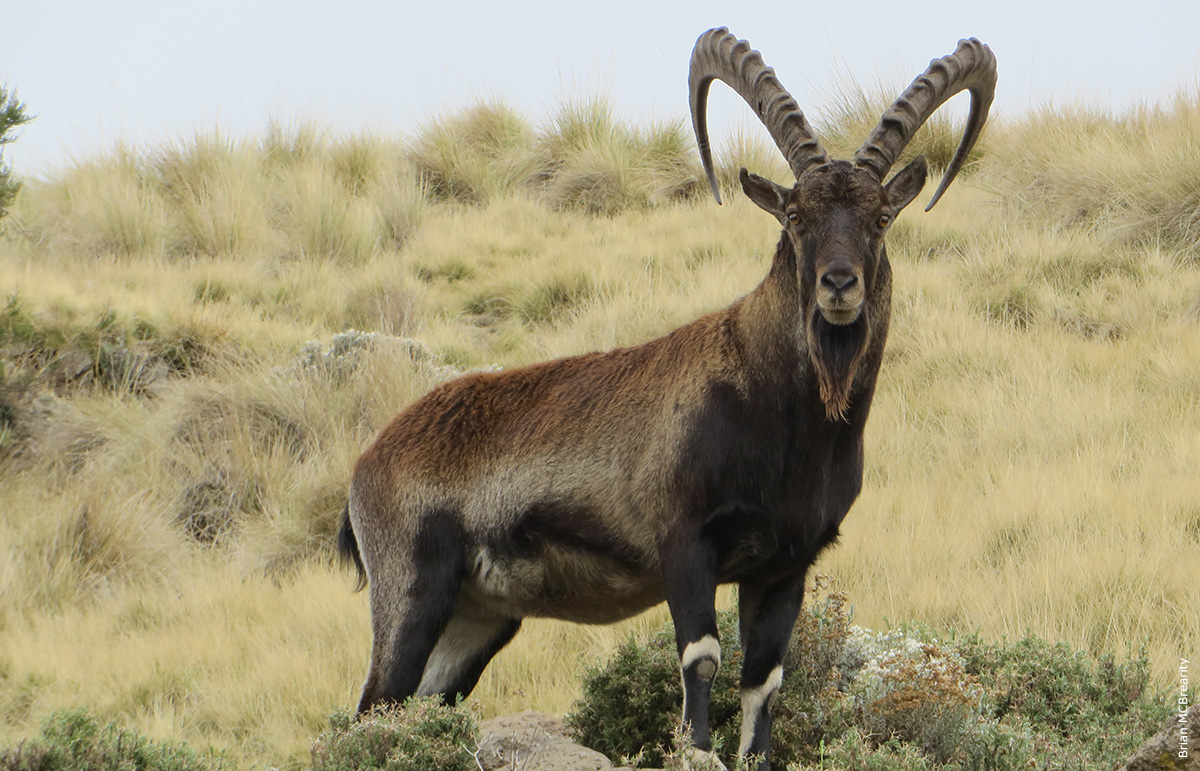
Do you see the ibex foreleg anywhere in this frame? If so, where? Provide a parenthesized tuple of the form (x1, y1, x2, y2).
(736, 574, 807, 770)
(662, 526, 722, 752)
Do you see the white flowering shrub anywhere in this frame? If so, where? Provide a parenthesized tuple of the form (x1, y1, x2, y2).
(834, 627, 982, 761)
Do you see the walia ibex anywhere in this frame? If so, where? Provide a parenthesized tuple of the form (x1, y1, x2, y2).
(338, 27, 996, 769)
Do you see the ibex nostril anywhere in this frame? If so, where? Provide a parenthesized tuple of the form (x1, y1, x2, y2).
(821, 269, 858, 292)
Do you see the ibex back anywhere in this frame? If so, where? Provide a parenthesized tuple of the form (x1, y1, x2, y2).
(339, 27, 996, 770)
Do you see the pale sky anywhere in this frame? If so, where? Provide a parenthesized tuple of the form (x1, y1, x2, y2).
(4, 0, 1198, 178)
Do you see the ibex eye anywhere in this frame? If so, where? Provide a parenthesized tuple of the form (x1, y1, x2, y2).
(787, 212, 800, 224)
(878, 214, 892, 229)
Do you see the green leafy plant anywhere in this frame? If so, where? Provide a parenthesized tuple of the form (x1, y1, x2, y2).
(0, 708, 227, 771)
(0, 85, 33, 223)
(569, 583, 1170, 770)
(310, 700, 479, 771)
(568, 581, 852, 768)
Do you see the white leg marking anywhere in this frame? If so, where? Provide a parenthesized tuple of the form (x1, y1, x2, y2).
(416, 615, 498, 696)
(738, 665, 783, 758)
(680, 634, 722, 719)
(681, 634, 722, 673)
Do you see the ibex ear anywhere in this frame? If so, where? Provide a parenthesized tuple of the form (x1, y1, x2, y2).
(739, 168, 792, 222)
(884, 155, 928, 213)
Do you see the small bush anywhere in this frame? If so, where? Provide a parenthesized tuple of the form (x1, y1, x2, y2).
(0, 85, 33, 223)
(310, 700, 479, 771)
(0, 708, 227, 771)
(568, 623, 702, 767)
(805, 731, 937, 771)
(958, 634, 1166, 746)
(569, 581, 851, 768)
(570, 583, 1170, 770)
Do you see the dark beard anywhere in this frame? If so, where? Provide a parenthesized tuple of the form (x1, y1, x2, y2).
(808, 308, 869, 421)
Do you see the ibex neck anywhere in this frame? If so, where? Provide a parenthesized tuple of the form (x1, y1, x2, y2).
(728, 235, 806, 382)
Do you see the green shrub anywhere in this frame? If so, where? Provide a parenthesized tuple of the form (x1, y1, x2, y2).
(569, 584, 1170, 770)
(568, 582, 852, 768)
(956, 633, 1167, 767)
(568, 622, 704, 767)
(0, 85, 33, 224)
(806, 731, 937, 771)
(0, 708, 226, 771)
(310, 700, 479, 771)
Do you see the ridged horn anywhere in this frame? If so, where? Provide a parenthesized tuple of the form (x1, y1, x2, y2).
(689, 27, 829, 204)
(853, 37, 997, 211)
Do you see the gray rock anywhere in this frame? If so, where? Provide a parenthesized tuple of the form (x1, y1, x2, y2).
(476, 712, 636, 771)
(1123, 704, 1199, 771)
(287, 330, 463, 382)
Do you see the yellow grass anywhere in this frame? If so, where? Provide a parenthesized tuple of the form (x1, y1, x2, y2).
(1, 99, 1198, 767)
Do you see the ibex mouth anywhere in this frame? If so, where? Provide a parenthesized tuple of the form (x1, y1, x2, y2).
(817, 303, 863, 326)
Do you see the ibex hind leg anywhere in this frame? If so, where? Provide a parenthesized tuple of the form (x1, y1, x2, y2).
(416, 604, 522, 704)
(356, 510, 468, 715)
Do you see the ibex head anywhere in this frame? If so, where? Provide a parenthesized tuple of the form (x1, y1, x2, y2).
(689, 29, 996, 417)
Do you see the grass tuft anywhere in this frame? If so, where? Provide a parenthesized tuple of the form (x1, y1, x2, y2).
(534, 99, 701, 214)
(815, 69, 989, 177)
(406, 101, 532, 205)
(987, 93, 1200, 250)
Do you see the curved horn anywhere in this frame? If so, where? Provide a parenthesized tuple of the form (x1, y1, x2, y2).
(853, 38, 997, 211)
(689, 27, 829, 204)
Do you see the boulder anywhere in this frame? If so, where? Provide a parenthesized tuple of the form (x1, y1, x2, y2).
(477, 712, 635, 771)
(1123, 704, 1199, 771)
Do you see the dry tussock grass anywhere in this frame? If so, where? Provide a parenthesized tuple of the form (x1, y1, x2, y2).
(1, 93, 1198, 767)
